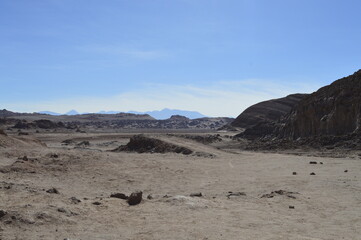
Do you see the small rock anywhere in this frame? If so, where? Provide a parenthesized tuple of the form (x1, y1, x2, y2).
(69, 197, 81, 204)
(190, 192, 203, 197)
(22, 156, 29, 161)
(110, 193, 128, 200)
(92, 201, 101, 205)
(310, 172, 316, 175)
(0, 210, 7, 218)
(147, 194, 153, 200)
(289, 205, 295, 209)
(292, 172, 297, 175)
(50, 154, 59, 158)
(46, 188, 59, 194)
(57, 208, 67, 213)
(127, 191, 143, 206)
(344, 170, 348, 173)
(320, 162, 323, 164)
(227, 192, 246, 198)
(309, 161, 317, 164)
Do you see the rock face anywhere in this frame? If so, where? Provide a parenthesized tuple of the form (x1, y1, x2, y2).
(231, 94, 308, 129)
(279, 70, 361, 139)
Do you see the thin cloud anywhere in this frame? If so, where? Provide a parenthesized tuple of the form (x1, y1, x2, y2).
(3, 79, 318, 117)
(78, 45, 169, 60)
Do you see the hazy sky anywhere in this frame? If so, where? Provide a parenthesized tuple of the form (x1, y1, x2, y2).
(1, 0, 360, 117)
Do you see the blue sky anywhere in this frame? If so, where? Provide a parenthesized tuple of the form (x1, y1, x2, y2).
(1, 0, 360, 117)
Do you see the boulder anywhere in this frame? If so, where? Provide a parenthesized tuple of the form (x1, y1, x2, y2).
(127, 191, 142, 206)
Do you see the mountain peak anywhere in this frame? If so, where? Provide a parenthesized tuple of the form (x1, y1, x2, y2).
(65, 110, 79, 115)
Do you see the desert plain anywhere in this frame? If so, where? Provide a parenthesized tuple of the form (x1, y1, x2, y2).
(0, 130, 360, 240)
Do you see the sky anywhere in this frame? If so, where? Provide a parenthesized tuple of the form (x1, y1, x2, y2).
(1, 0, 360, 117)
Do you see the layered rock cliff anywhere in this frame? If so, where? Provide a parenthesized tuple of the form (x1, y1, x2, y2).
(231, 94, 307, 129)
(279, 70, 361, 139)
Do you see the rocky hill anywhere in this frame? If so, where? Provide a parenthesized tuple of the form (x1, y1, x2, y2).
(231, 94, 307, 128)
(236, 70, 361, 151)
(279, 70, 361, 139)
(0, 110, 233, 132)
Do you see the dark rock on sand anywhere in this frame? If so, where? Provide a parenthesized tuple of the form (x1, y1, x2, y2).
(0, 210, 7, 218)
(69, 197, 81, 204)
(127, 191, 143, 206)
(261, 190, 298, 199)
(77, 141, 90, 147)
(190, 192, 203, 197)
(46, 188, 59, 194)
(227, 192, 246, 198)
(110, 193, 129, 200)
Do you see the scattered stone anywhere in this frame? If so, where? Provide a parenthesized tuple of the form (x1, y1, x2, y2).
(127, 191, 143, 206)
(110, 193, 128, 200)
(320, 162, 323, 164)
(261, 190, 298, 199)
(190, 192, 203, 197)
(292, 172, 297, 175)
(57, 208, 67, 213)
(18, 132, 29, 136)
(289, 205, 295, 209)
(50, 154, 59, 158)
(21, 156, 28, 161)
(61, 139, 74, 145)
(310, 172, 316, 175)
(227, 192, 246, 198)
(309, 161, 317, 164)
(147, 194, 153, 200)
(92, 201, 101, 205)
(77, 141, 90, 147)
(0, 210, 7, 218)
(46, 188, 59, 194)
(344, 170, 348, 173)
(69, 197, 81, 204)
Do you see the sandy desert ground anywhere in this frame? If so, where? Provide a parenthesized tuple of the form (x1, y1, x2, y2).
(1, 131, 361, 240)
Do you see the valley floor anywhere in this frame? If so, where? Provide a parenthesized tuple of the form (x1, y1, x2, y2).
(1, 132, 360, 240)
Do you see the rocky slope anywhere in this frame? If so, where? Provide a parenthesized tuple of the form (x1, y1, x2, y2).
(279, 70, 361, 139)
(236, 70, 361, 152)
(231, 94, 307, 129)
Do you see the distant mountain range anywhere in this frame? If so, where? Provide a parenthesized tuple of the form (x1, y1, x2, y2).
(38, 108, 207, 120)
(128, 108, 207, 120)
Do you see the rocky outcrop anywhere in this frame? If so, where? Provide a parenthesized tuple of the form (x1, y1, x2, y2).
(112, 135, 193, 155)
(12, 119, 65, 129)
(231, 94, 307, 129)
(280, 70, 361, 139)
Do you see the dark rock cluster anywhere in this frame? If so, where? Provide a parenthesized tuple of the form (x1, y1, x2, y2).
(112, 135, 193, 155)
